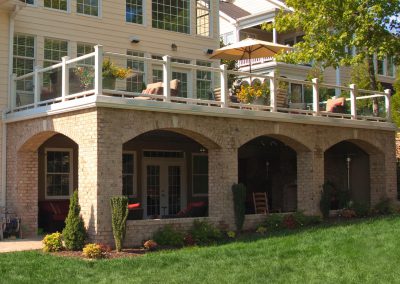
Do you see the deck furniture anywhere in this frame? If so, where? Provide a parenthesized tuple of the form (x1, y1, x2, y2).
(127, 202, 143, 220)
(138, 79, 180, 99)
(253, 192, 269, 214)
(326, 97, 346, 113)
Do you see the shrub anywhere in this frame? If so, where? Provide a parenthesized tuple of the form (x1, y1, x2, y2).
(183, 234, 196, 246)
(351, 202, 370, 217)
(292, 211, 322, 227)
(227, 231, 236, 239)
(189, 220, 222, 245)
(98, 243, 112, 253)
(42, 232, 63, 252)
(82, 243, 103, 259)
(63, 191, 86, 251)
(143, 240, 158, 251)
(256, 226, 267, 235)
(339, 208, 357, 218)
(374, 198, 395, 215)
(231, 183, 247, 232)
(320, 182, 335, 219)
(263, 214, 285, 231)
(153, 225, 184, 247)
(282, 214, 297, 229)
(110, 196, 129, 252)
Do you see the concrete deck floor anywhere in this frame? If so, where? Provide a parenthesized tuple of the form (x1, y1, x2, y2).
(0, 237, 43, 253)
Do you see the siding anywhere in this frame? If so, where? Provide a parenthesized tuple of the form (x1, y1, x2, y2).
(234, 0, 277, 14)
(14, 0, 220, 64)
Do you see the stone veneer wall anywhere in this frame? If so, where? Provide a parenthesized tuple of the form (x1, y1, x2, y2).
(5, 107, 397, 245)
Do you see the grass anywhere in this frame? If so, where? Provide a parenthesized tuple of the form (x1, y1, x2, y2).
(2, 216, 400, 283)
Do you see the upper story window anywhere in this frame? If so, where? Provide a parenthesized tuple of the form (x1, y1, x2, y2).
(152, 0, 190, 34)
(13, 34, 35, 93)
(77, 0, 99, 16)
(126, 50, 145, 92)
(376, 56, 395, 77)
(20, 0, 34, 4)
(44, 0, 68, 11)
(196, 61, 212, 99)
(196, 0, 211, 37)
(44, 38, 68, 67)
(221, 32, 234, 45)
(77, 43, 95, 65)
(126, 0, 143, 24)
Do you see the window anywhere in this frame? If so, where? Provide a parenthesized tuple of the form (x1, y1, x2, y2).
(377, 58, 384, 75)
(143, 151, 184, 158)
(152, 0, 190, 34)
(387, 56, 395, 77)
(13, 34, 35, 96)
(122, 153, 136, 196)
(221, 32, 234, 45)
(127, 51, 145, 92)
(196, 61, 212, 99)
(196, 0, 210, 37)
(20, 0, 34, 4)
(77, 0, 99, 16)
(44, 38, 68, 67)
(126, 0, 143, 24)
(192, 154, 208, 195)
(44, 0, 68, 11)
(172, 71, 188, 97)
(45, 149, 73, 199)
(77, 43, 95, 65)
(152, 69, 163, 83)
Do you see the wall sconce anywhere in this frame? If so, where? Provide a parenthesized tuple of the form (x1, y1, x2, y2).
(199, 147, 206, 153)
(171, 43, 177, 51)
(129, 36, 140, 43)
(204, 49, 214, 55)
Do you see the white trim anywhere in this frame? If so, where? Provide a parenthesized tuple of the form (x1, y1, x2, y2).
(122, 151, 137, 198)
(43, 0, 71, 13)
(75, 0, 102, 18)
(44, 148, 73, 200)
(125, 0, 145, 26)
(192, 153, 208, 197)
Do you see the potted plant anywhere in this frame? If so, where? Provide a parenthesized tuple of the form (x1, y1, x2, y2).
(237, 80, 270, 104)
(102, 59, 133, 90)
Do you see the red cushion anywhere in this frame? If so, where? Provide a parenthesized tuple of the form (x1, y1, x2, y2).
(128, 203, 141, 210)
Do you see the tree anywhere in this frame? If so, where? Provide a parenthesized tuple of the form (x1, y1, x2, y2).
(110, 196, 128, 252)
(391, 69, 400, 126)
(265, 0, 400, 113)
(63, 190, 86, 251)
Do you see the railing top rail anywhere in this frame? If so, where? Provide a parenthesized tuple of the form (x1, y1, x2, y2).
(318, 82, 352, 91)
(66, 52, 95, 64)
(357, 88, 387, 96)
(278, 77, 313, 86)
(104, 51, 160, 64)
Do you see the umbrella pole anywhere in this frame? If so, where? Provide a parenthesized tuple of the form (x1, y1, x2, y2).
(249, 51, 252, 82)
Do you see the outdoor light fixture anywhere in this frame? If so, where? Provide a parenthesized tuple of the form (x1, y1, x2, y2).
(129, 36, 140, 43)
(346, 156, 351, 191)
(171, 43, 177, 51)
(204, 48, 214, 55)
(199, 147, 206, 153)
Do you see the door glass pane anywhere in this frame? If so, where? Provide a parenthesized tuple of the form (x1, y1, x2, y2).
(168, 166, 181, 215)
(147, 165, 160, 217)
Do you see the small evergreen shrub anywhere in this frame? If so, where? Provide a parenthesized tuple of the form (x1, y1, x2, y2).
(256, 226, 267, 235)
(82, 243, 103, 259)
(231, 183, 247, 232)
(110, 196, 129, 252)
(63, 191, 86, 251)
(42, 232, 63, 252)
(98, 243, 112, 253)
(226, 231, 236, 239)
(351, 202, 370, 217)
(320, 182, 335, 218)
(153, 225, 184, 247)
(189, 220, 222, 245)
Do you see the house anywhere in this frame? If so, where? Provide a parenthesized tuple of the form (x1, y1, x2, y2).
(219, 0, 397, 103)
(0, 0, 397, 246)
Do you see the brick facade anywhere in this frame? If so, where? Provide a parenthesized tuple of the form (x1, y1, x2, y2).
(5, 107, 397, 245)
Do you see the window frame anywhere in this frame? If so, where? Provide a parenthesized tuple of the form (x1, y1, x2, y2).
(44, 148, 73, 200)
(151, 0, 191, 34)
(126, 0, 145, 26)
(192, 153, 208, 197)
(196, 0, 212, 37)
(196, 60, 213, 100)
(126, 50, 146, 93)
(43, 0, 70, 13)
(122, 151, 137, 198)
(43, 37, 69, 67)
(76, 0, 101, 17)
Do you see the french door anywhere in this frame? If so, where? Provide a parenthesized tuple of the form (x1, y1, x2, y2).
(143, 159, 186, 218)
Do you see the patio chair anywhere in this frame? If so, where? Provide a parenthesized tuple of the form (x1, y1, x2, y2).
(138, 79, 180, 100)
(326, 97, 346, 113)
(253, 192, 269, 214)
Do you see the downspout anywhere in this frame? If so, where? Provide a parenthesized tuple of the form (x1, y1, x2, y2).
(2, 4, 20, 208)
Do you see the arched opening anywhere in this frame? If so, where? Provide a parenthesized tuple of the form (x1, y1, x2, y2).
(37, 134, 78, 233)
(324, 141, 371, 209)
(238, 136, 298, 214)
(123, 130, 210, 219)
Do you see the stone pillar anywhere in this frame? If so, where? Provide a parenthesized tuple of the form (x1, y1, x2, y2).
(297, 149, 324, 215)
(208, 147, 238, 229)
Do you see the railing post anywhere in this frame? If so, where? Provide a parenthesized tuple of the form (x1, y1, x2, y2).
(269, 71, 277, 112)
(220, 64, 228, 108)
(94, 45, 103, 96)
(34, 66, 41, 106)
(61, 56, 70, 101)
(312, 78, 320, 116)
(163, 55, 171, 102)
(11, 74, 17, 110)
(349, 84, 358, 120)
(385, 89, 392, 122)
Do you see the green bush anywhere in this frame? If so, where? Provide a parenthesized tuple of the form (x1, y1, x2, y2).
(189, 220, 222, 245)
(42, 232, 63, 252)
(110, 196, 129, 252)
(351, 202, 370, 217)
(62, 191, 86, 251)
(263, 214, 285, 231)
(263, 212, 322, 232)
(374, 198, 395, 215)
(320, 182, 335, 219)
(292, 211, 322, 227)
(153, 225, 184, 247)
(231, 183, 247, 232)
(82, 243, 103, 259)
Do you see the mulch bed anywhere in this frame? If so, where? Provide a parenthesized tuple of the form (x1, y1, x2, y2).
(51, 248, 147, 260)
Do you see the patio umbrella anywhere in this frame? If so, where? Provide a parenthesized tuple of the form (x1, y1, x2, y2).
(210, 38, 292, 73)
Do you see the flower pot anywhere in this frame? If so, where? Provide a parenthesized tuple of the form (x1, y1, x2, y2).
(103, 77, 116, 90)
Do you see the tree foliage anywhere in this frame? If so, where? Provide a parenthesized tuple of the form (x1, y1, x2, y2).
(231, 183, 247, 232)
(391, 69, 400, 126)
(62, 190, 86, 251)
(265, 0, 400, 90)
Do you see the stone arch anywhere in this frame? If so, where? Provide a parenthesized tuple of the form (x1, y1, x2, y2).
(8, 131, 79, 236)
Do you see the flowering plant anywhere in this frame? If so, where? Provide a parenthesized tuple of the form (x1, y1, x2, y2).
(102, 59, 133, 79)
(237, 80, 270, 104)
(74, 66, 94, 90)
(227, 231, 236, 239)
(143, 240, 158, 251)
(256, 226, 267, 235)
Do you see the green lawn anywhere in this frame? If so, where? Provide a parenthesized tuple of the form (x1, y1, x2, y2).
(1, 216, 400, 284)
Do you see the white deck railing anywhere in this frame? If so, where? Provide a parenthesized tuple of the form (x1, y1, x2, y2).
(10, 45, 392, 123)
(237, 57, 274, 68)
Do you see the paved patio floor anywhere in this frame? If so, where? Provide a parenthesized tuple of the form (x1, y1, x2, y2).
(0, 237, 43, 253)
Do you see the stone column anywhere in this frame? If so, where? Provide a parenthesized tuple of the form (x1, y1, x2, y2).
(208, 147, 238, 229)
(297, 149, 324, 215)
